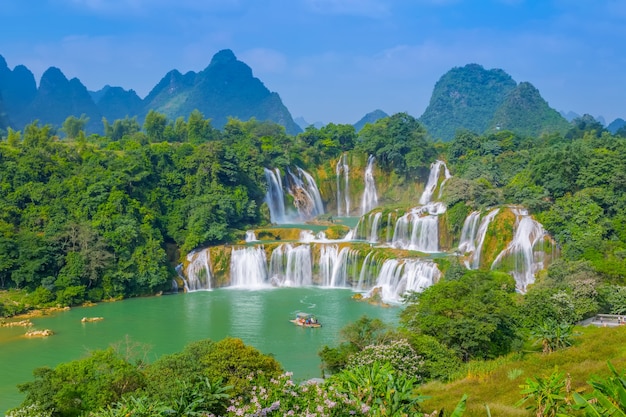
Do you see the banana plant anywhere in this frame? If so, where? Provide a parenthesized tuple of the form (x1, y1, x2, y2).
(573, 362, 626, 416)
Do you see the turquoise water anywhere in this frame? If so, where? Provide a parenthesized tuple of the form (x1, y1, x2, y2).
(0, 287, 399, 412)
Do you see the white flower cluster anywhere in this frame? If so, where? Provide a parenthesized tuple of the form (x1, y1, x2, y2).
(346, 339, 425, 381)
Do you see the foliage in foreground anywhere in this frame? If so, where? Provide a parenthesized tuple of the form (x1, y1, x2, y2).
(8, 336, 468, 417)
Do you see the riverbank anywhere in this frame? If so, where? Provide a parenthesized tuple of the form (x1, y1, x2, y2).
(1, 287, 400, 413)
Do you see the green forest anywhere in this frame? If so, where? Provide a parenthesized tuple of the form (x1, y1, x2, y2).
(3, 110, 626, 416)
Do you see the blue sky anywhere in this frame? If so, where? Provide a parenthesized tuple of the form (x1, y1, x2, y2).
(1, 0, 624, 125)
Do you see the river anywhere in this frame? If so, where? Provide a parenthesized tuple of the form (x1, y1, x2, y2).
(0, 287, 399, 412)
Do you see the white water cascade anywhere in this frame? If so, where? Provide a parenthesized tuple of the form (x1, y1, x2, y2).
(457, 208, 500, 269)
(245, 231, 258, 242)
(369, 259, 441, 303)
(458, 211, 481, 254)
(336, 154, 350, 216)
(467, 208, 500, 269)
(355, 251, 379, 291)
(491, 208, 550, 292)
(287, 167, 325, 219)
(361, 155, 379, 215)
(354, 211, 383, 243)
(264, 168, 288, 224)
(264, 166, 325, 223)
(390, 202, 446, 252)
(419, 160, 451, 205)
(184, 250, 213, 291)
(230, 246, 269, 288)
(269, 244, 313, 287)
(318, 245, 359, 287)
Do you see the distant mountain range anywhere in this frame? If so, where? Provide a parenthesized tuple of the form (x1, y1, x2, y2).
(0, 53, 621, 140)
(0, 50, 302, 135)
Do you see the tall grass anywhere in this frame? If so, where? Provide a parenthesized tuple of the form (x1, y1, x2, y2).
(418, 325, 626, 417)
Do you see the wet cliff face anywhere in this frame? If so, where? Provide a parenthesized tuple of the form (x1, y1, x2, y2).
(315, 153, 425, 217)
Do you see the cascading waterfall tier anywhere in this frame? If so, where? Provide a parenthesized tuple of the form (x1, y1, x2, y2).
(419, 160, 451, 205)
(319, 245, 361, 287)
(361, 155, 379, 215)
(264, 166, 325, 224)
(354, 211, 383, 243)
(185, 158, 557, 304)
(367, 258, 441, 304)
(184, 250, 213, 291)
(230, 246, 269, 288)
(185, 241, 441, 303)
(351, 160, 452, 250)
(390, 202, 446, 252)
(245, 230, 258, 242)
(287, 167, 325, 219)
(336, 153, 350, 216)
(491, 207, 554, 292)
(264, 168, 287, 224)
(269, 244, 313, 287)
(458, 208, 500, 269)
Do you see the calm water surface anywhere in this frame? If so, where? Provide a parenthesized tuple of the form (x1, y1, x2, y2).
(0, 287, 399, 412)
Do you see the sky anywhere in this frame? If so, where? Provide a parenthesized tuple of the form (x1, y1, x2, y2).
(1, 0, 625, 125)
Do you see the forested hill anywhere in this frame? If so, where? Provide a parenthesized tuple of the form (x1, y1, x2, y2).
(419, 63, 570, 141)
(0, 50, 302, 136)
(353, 109, 388, 132)
(142, 49, 301, 135)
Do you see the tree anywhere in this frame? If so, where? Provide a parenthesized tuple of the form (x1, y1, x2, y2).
(103, 117, 141, 141)
(143, 110, 168, 142)
(17, 348, 145, 416)
(357, 112, 436, 177)
(400, 271, 520, 361)
(62, 114, 89, 140)
(144, 338, 282, 401)
(529, 319, 575, 354)
(319, 315, 395, 375)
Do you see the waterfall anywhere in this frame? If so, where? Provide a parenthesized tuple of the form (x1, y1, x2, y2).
(468, 208, 500, 269)
(318, 245, 357, 287)
(356, 251, 380, 291)
(230, 246, 269, 288)
(368, 259, 441, 303)
(458, 211, 481, 254)
(354, 211, 382, 242)
(245, 231, 258, 242)
(269, 244, 313, 287)
(299, 230, 329, 243)
(264, 168, 288, 224)
(390, 203, 445, 252)
(336, 154, 350, 216)
(265, 166, 325, 223)
(386, 212, 394, 243)
(361, 155, 379, 215)
(491, 208, 549, 292)
(419, 160, 451, 205)
(286, 167, 325, 220)
(300, 230, 315, 243)
(184, 250, 213, 291)
(368, 212, 382, 243)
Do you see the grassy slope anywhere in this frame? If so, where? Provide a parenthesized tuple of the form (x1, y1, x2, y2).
(419, 325, 626, 416)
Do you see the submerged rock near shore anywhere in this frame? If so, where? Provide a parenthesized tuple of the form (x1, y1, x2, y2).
(81, 317, 104, 323)
(1, 319, 33, 327)
(25, 329, 53, 337)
